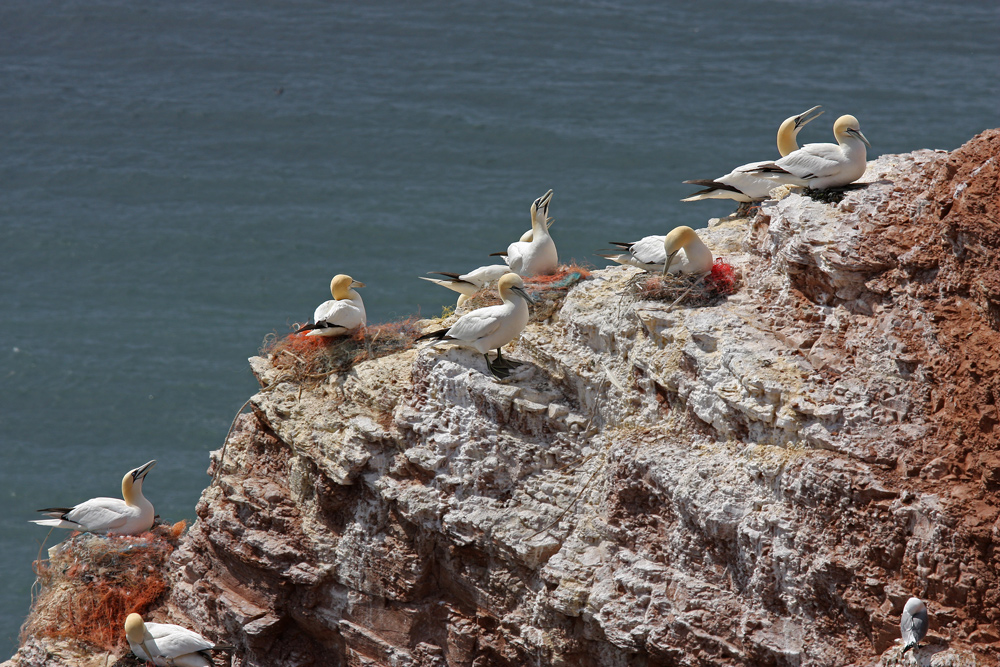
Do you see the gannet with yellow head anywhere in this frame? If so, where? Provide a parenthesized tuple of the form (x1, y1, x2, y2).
(125, 613, 234, 667)
(682, 105, 824, 202)
(295, 274, 366, 337)
(599, 226, 714, 276)
(31, 460, 156, 535)
(749, 114, 871, 190)
(419, 264, 510, 309)
(418, 273, 535, 379)
(490, 190, 558, 277)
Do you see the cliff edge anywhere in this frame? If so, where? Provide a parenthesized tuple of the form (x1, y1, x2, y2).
(7, 130, 1000, 667)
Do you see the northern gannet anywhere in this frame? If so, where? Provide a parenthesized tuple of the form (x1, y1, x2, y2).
(295, 274, 366, 337)
(900, 598, 928, 655)
(32, 460, 156, 535)
(491, 190, 558, 276)
(748, 114, 871, 190)
(419, 264, 510, 309)
(418, 273, 534, 379)
(598, 226, 714, 275)
(125, 613, 234, 667)
(682, 105, 824, 202)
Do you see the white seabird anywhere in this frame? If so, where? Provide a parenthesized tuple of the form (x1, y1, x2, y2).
(748, 114, 871, 190)
(490, 190, 558, 276)
(598, 226, 714, 275)
(900, 597, 928, 654)
(418, 273, 534, 379)
(682, 105, 824, 202)
(31, 460, 156, 535)
(419, 264, 510, 309)
(125, 613, 234, 667)
(295, 274, 366, 337)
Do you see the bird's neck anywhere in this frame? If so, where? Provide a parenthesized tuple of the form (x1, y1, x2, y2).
(122, 480, 149, 508)
(776, 120, 800, 157)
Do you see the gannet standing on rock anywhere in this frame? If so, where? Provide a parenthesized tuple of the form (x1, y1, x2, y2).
(125, 613, 234, 667)
(295, 274, 366, 337)
(419, 264, 510, 309)
(748, 114, 871, 190)
(900, 597, 929, 654)
(31, 460, 156, 535)
(682, 105, 824, 202)
(491, 189, 558, 276)
(598, 226, 714, 275)
(418, 273, 534, 379)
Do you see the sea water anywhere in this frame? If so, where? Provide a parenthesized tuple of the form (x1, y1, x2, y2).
(1, 0, 997, 655)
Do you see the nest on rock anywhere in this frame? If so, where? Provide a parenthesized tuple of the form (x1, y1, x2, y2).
(629, 259, 738, 309)
(263, 318, 423, 383)
(23, 521, 186, 653)
(800, 182, 868, 204)
(460, 264, 592, 323)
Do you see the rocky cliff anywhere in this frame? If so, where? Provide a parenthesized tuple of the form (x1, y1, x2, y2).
(6, 130, 1000, 667)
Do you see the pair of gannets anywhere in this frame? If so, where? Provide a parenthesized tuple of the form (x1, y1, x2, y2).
(31, 460, 156, 535)
(684, 107, 871, 200)
(491, 189, 559, 276)
(125, 614, 233, 667)
(599, 226, 714, 275)
(295, 274, 366, 337)
(419, 273, 534, 379)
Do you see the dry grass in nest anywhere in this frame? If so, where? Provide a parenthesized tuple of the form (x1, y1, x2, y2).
(629, 259, 739, 309)
(459, 264, 592, 322)
(24, 521, 186, 653)
(263, 318, 422, 383)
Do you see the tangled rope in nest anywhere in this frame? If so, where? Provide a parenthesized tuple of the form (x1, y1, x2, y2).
(625, 258, 739, 310)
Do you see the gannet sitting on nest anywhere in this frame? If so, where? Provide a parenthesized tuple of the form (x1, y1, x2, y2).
(295, 274, 366, 337)
(900, 598, 929, 655)
(419, 264, 510, 309)
(490, 189, 558, 276)
(31, 460, 156, 535)
(125, 613, 234, 667)
(598, 226, 714, 275)
(418, 273, 534, 379)
(682, 105, 824, 202)
(747, 114, 871, 190)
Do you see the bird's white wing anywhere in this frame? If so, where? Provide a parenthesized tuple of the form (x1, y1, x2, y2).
(628, 236, 666, 265)
(446, 307, 505, 344)
(146, 623, 215, 656)
(419, 277, 479, 297)
(719, 161, 785, 199)
(462, 264, 510, 286)
(504, 242, 526, 275)
(313, 300, 363, 330)
(777, 142, 844, 179)
(64, 499, 129, 532)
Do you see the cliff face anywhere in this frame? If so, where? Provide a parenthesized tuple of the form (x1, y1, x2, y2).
(7, 130, 1000, 667)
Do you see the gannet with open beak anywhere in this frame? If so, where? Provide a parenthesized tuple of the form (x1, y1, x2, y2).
(418, 273, 534, 379)
(125, 613, 234, 667)
(682, 105, 824, 202)
(419, 264, 510, 309)
(598, 226, 714, 275)
(31, 460, 156, 535)
(748, 114, 871, 190)
(295, 274, 366, 337)
(900, 597, 928, 655)
(490, 190, 558, 277)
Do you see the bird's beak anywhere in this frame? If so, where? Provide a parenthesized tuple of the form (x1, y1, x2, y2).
(662, 251, 679, 276)
(140, 640, 155, 661)
(351, 280, 366, 289)
(511, 286, 536, 304)
(132, 460, 157, 482)
(794, 105, 824, 129)
(846, 127, 870, 147)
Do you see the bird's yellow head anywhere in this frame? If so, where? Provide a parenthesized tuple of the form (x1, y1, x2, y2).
(124, 613, 146, 643)
(122, 460, 156, 505)
(834, 115, 870, 147)
(663, 226, 698, 255)
(498, 273, 535, 304)
(330, 274, 365, 300)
